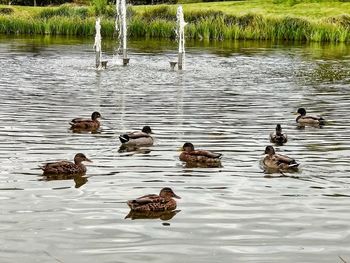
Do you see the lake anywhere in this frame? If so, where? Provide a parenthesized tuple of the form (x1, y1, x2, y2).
(0, 35, 350, 262)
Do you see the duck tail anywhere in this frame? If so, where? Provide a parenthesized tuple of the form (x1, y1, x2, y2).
(288, 163, 299, 168)
(319, 117, 326, 125)
(119, 134, 130, 144)
(126, 200, 135, 209)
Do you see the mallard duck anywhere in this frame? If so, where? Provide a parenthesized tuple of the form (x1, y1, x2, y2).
(69, 111, 101, 130)
(40, 153, 92, 176)
(119, 126, 153, 146)
(296, 108, 325, 125)
(270, 124, 287, 145)
(127, 187, 180, 212)
(263, 146, 299, 171)
(179, 142, 222, 167)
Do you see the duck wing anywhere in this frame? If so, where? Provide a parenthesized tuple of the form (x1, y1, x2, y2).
(41, 160, 81, 175)
(41, 160, 72, 170)
(70, 119, 98, 129)
(128, 131, 151, 139)
(132, 194, 164, 204)
(274, 153, 298, 166)
(127, 194, 167, 210)
(119, 131, 152, 144)
(190, 150, 222, 159)
(70, 117, 89, 124)
(297, 115, 325, 125)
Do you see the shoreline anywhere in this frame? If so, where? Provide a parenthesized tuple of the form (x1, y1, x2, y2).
(0, 1, 349, 42)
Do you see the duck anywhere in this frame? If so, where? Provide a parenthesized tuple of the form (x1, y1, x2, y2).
(270, 124, 287, 145)
(179, 142, 222, 167)
(296, 108, 325, 126)
(69, 111, 101, 130)
(127, 187, 181, 212)
(40, 153, 92, 176)
(119, 126, 154, 147)
(263, 146, 299, 171)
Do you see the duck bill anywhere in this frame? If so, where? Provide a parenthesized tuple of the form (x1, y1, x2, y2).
(177, 147, 184, 152)
(85, 158, 93, 163)
(293, 112, 298, 115)
(173, 194, 181, 199)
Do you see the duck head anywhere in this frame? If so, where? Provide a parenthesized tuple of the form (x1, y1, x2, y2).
(91, 112, 102, 121)
(297, 108, 306, 116)
(275, 124, 282, 135)
(159, 187, 181, 200)
(142, 126, 152, 134)
(264, 146, 275, 156)
(182, 142, 195, 152)
(74, 153, 92, 164)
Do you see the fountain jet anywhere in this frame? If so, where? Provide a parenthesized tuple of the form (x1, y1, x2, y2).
(94, 18, 102, 69)
(176, 6, 186, 70)
(94, 18, 107, 69)
(116, 0, 129, 66)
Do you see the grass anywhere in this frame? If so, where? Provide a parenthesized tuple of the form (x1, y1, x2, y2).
(0, 0, 350, 42)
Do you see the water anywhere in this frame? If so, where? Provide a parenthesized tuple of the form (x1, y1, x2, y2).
(0, 36, 350, 262)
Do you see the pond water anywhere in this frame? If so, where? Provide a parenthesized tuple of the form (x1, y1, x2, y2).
(1, 35, 350, 263)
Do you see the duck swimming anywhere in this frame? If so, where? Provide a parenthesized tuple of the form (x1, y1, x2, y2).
(263, 146, 299, 171)
(296, 108, 325, 126)
(40, 153, 92, 176)
(179, 142, 222, 167)
(119, 126, 153, 147)
(69, 111, 101, 130)
(127, 187, 181, 212)
(270, 124, 287, 145)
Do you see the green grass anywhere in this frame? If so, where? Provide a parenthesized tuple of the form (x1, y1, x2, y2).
(0, 0, 350, 42)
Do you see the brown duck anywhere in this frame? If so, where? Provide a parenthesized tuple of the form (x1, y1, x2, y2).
(69, 111, 101, 130)
(270, 124, 288, 145)
(296, 108, 325, 126)
(119, 126, 154, 146)
(40, 153, 92, 176)
(179, 142, 222, 167)
(127, 187, 181, 212)
(263, 146, 299, 171)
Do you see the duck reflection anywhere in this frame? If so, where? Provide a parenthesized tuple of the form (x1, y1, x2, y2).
(41, 174, 88, 188)
(118, 144, 152, 154)
(183, 162, 223, 168)
(125, 210, 181, 221)
(70, 128, 101, 134)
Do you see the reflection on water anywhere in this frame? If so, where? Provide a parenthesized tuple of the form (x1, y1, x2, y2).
(40, 174, 89, 188)
(125, 210, 181, 221)
(1, 36, 350, 263)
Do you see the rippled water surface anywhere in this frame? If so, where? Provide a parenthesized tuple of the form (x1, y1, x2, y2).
(1, 36, 350, 262)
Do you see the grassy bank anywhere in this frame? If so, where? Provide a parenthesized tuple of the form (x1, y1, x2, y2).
(0, 0, 350, 42)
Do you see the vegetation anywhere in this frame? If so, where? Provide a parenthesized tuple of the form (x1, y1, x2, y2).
(0, 0, 349, 42)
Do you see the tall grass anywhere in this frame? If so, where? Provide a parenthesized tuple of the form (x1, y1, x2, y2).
(37, 4, 89, 19)
(0, 4, 349, 42)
